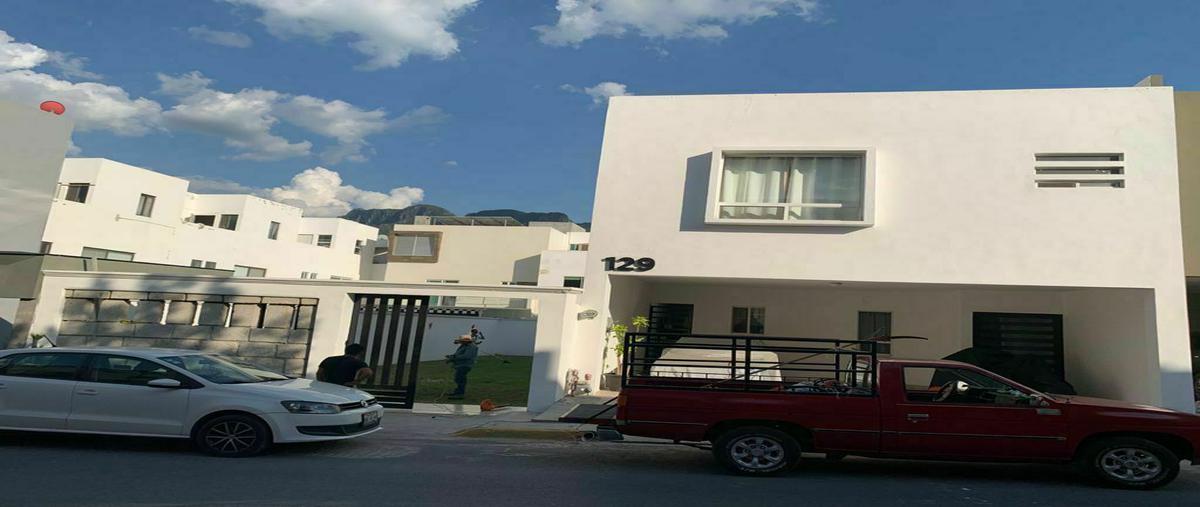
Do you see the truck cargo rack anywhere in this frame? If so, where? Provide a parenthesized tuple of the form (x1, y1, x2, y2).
(621, 332, 877, 396)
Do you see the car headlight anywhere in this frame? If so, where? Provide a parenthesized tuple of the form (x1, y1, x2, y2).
(281, 401, 341, 414)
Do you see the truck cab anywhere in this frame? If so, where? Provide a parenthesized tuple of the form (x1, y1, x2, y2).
(613, 334, 1200, 489)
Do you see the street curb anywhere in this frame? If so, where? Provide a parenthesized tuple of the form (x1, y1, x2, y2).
(453, 427, 583, 441)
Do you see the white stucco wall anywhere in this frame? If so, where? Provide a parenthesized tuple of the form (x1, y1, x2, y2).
(23, 271, 580, 411)
(578, 86, 1193, 410)
(0, 100, 73, 253)
(381, 224, 571, 285)
(42, 159, 377, 279)
(537, 250, 588, 287)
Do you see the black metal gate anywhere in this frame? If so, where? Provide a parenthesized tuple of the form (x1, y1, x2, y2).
(973, 312, 1065, 381)
(347, 294, 429, 409)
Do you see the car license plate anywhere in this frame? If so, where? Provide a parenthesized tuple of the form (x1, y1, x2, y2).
(362, 410, 381, 428)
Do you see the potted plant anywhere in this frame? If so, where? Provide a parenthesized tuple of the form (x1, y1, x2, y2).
(602, 315, 648, 390)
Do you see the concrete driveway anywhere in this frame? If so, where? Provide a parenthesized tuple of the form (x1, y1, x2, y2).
(2, 410, 1198, 506)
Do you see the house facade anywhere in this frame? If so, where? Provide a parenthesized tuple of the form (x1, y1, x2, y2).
(576, 82, 1198, 411)
(42, 158, 378, 280)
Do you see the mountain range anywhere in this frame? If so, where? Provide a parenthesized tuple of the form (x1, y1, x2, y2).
(343, 206, 589, 231)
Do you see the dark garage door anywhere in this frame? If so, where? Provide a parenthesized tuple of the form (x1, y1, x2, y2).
(972, 312, 1065, 381)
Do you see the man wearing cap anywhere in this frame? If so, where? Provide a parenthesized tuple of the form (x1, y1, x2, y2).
(445, 334, 479, 400)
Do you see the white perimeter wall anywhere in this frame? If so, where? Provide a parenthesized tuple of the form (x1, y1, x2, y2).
(578, 86, 1193, 410)
(24, 272, 580, 411)
(420, 315, 536, 361)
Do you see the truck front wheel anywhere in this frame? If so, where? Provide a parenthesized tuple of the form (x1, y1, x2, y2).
(712, 426, 801, 476)
(1079, 437, 1180, 490)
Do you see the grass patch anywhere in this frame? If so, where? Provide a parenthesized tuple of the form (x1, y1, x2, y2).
(413, 355, 532, 406)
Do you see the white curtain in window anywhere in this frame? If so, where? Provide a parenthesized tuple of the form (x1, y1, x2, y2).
(787, 156, 864, 221)
(720, 157, 790, 219)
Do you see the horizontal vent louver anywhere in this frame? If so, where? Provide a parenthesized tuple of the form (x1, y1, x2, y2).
(1034, 153, 1125, 188)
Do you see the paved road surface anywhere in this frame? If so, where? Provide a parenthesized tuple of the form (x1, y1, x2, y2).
(2, 414, 1198, 506)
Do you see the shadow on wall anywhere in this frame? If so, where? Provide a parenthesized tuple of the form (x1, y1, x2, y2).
(678, 152, 864, 235)
(512, 255, 541, 284)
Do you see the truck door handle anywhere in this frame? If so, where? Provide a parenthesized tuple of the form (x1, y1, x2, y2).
(906, 413, 929, 421)
(76, 388, 99, 396)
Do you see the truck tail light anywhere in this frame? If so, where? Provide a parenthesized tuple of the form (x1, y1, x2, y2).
(616, 393, 627, 408)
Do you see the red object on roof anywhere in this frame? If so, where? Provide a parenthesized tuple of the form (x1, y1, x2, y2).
(39, 100, 65, 115)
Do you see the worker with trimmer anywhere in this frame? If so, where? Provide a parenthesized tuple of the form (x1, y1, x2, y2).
(445, 329, 480, 400)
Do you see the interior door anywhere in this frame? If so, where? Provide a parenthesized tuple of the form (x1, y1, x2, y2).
(883, 366, 1069, 460)
(0, 352, 86, 430)
(67, 354, 192, 436)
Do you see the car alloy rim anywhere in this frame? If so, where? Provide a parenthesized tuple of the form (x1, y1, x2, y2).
(205, 421, 257, 453)
(1099, 447, 1162, 482)
(730, 435, 785, 470)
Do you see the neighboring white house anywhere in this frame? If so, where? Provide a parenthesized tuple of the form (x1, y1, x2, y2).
(42, 158, 378, 280)
(575, 81, 1199, 412)
(369, 216, 589, 287)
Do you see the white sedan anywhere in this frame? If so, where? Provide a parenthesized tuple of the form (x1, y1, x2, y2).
(0, 347, 384, 457)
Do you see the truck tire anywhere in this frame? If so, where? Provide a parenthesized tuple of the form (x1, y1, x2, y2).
(712, 426, 801, 476)
(1078, 437, 1180, 490)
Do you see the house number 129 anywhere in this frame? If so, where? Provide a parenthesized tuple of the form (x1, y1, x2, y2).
(602, 257, 655, 272)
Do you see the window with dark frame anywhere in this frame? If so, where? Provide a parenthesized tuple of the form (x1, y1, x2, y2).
(218, 214, 239, 231)
(64, 183, 90, 203)
(731, 306, 766, 334)
(190, 259, 203, 268)
(317, 234, 333, 248)
(268, 221, 280, 240)
(192, 215, 216, 226)
(858, 311, 892, 355)
(563, 276, 584, 288)
(354, 239, 364, 254)
(136, 194, 156, 217)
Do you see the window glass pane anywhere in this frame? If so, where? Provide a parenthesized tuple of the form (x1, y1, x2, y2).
(412, 236, 433, 256)
(193, 215, 215, 226)
(204, 261, 216, 269)
(749, 307, 766, 334)
(317, 234, 333, 247)
(106, 250, 135, 261)
(190, 259, 203, 267)
(297, 234, 313, 244)
(393, 235, 417, 255)
(1, 353, 85, 380)
(720, 157, 789, 204)
(86, 355, 177, 386)
(268, 221, 280, 240)
(904, 367, 1032, 405)
(719, 205, 784, 220)
(731, 307, 748, 333)
(81, 247, 134, 261)
(247, 267, 266, 277)
(137, 194, 155, 217)
(65, 183, 89, 203)
(219, 215, 239, 230)
(787, 156, 864, 221)
(563, 277, 584, 288)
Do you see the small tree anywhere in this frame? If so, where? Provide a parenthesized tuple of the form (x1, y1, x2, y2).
(607, 323, 628, 372)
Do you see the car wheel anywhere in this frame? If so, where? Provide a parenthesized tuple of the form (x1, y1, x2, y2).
(1080, 437, 1180, 490)
(712, 426, 801, 476)
(194, 414, 271, 458)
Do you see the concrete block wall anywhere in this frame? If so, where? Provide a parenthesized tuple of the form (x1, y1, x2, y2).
(55, 290, 317, 376)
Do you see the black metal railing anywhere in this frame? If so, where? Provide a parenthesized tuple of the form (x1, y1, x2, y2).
(621, 332, 877, 396)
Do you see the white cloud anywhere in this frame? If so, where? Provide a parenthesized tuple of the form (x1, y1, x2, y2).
(188, 26, 254, 48)
(0, 30, 160, 135)
(536, 0, 820, 46)
(562, 81, 630, 106)
(158, 72, 311, 161)
(266, 167, 423, 216)
(226, 0, 477, 70)
(274, 95, 390, 163)
(188, 167, 424, 217)
(442, 160, 458, 168)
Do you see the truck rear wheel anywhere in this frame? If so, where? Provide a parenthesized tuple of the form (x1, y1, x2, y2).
(1079, 437, 1180, 490)
(712, 426, 801, 476)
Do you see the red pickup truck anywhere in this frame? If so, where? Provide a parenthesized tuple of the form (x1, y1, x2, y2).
(611, 334, 1200, 489)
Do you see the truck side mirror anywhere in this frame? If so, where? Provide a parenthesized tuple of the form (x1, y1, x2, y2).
(954, 380, 971, 395)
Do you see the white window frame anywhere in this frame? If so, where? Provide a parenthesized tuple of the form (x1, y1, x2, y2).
(704, 147, 876, 227)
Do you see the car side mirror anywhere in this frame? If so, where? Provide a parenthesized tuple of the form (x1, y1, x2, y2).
(147, 378, 182, 388)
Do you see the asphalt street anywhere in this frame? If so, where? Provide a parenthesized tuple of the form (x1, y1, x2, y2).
(2, 413, 1199, 507)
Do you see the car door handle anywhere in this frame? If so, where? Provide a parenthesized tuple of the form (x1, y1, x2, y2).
(76, 388, 99, 396)
(906, 413, 930, 421)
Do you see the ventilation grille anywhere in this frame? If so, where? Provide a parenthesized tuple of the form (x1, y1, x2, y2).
(1034, 153, 1124, 188)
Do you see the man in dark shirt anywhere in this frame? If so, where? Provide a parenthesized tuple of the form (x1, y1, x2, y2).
(317, 343, 373, 387)
(445, 334, 479, 400)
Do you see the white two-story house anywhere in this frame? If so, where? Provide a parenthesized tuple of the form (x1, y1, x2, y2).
(42, 158, 378, 280)
(576, 80, 1200, 412)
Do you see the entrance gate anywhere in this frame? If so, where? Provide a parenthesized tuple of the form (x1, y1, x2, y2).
(347, 294, 430, 408)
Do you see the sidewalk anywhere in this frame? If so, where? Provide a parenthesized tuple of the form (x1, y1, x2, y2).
(383, 400, 601, 442)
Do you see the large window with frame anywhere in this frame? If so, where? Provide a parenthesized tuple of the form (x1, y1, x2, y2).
(136, 194, 156, 217)
(709, 150, 872, 226)
(64, 183, 90, 203)
(731, 306, 766, 334)
(218, 214, 239, 231)
(389, 232, 441, 263)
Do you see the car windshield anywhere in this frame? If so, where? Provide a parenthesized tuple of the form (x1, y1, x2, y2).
(159, 354, 288, 384)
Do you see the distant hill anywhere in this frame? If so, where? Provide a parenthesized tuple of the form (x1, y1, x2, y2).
(343, 205, 589, 231)
(342, 205, 454, 228)
(466, 209, 571, 224)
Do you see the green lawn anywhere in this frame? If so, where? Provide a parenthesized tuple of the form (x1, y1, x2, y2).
(412, 355, 532, 407)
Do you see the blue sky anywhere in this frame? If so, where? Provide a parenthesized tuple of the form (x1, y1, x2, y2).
(2, 0, 1199, 221)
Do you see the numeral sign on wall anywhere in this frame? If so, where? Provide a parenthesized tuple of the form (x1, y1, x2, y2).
(602, 257, 655, 272)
